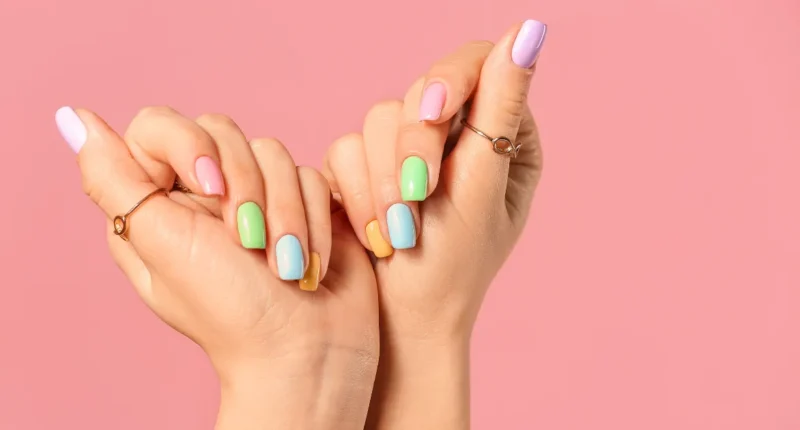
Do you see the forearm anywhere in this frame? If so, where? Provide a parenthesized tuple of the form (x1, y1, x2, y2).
(215, 348, 378, 430)
(365, 336, 471, 430)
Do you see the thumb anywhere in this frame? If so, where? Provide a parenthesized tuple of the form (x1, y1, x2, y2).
(56, 106, 192, 267)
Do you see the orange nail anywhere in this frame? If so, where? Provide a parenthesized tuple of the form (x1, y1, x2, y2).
(366, 220, 393, 258)
(299, 252, 321, 292)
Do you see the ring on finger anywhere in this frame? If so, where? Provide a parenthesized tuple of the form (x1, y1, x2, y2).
(461, 118, 521, 158)
(113, 188, 169, 241)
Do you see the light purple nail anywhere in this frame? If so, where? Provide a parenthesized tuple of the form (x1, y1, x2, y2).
(511, 20, 547, 69)
(55, 106, 87, 154)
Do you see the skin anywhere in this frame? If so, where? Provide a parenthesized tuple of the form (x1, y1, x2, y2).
(323, 23, 543, 429)
(66, 21, 543, 430)
(71, 108, 380, 430)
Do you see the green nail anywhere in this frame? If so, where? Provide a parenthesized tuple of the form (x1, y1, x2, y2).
(237, 202, 266, 249)
(401, 156, 428, 201)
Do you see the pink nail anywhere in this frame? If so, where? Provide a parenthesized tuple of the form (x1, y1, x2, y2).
(195, 156, 225, 196)
(418, 82, 447, 121)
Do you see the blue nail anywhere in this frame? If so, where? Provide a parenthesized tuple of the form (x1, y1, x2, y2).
(276, 235, 304, 280)
(386, 203, 416, 249)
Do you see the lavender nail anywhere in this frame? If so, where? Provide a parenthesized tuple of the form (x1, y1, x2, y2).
(511, 20, 547, 69)
(55, 106, 87, 154)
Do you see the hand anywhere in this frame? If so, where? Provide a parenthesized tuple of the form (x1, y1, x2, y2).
(56, 107, 380, 430)
(322, 20, 547, 428)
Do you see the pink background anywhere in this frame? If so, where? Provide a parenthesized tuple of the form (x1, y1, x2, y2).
(1, 0, 798, 428)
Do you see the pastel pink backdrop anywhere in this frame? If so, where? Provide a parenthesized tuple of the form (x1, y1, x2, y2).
(0, 0, 798, 429)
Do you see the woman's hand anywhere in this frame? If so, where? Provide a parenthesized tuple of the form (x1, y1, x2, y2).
(322, 20, 547, 429)
(57, 107, 380, 430)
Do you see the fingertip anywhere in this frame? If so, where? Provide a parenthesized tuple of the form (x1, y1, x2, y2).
(55, 106, 88, 154)
(418, 81, 447, 122)
(511, 19, 547, 69)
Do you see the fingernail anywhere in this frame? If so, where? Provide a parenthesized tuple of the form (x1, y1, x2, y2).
(365, 220, 393, 258)
(237, 202, 266, 249)
(276, 235, 304, 281)
(299, 252, 321, 291)
(55, 106, 87, 153)
(195, 156, 225, 196)
(386, 203, 416, 249)
(512, 19, 547, 68)
(418, 82, 446, 121)
(401, 156, 428, 201)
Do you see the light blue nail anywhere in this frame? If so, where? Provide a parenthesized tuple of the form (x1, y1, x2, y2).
(276, 235, 304, 280)
(386, 203, 416, 249)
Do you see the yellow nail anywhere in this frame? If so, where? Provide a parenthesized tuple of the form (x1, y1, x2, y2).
(299, 252, 321, 292)
(366, 220, 393, 258)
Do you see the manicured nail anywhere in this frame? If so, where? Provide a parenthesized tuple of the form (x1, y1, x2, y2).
(55, 106, 87, 153)
(401, 156, 429, 201)
(276, 235, 304, 281)
(512, 19, 547, 68)
(299, 252, 321, 292)
(386, 203, 416, 249)
(237, 202, 266, 249)
(419, 82, 446, 121)
(195, 156, 225, 196)
(365, 220, 393, 258)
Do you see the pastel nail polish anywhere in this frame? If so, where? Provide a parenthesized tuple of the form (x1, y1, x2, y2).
(419, 82, 446, 121)
(276, 235, 304, 281)
(365, 220, 393, 258)
(195, 156, 225, 196)
(386, 203, 416, 249)
(401, 156, 428, 201)
(237, 202, 266, 249)
(299, 252, 321, 291)
(55, 106, 87, 153)
(511, 19, 547, 68)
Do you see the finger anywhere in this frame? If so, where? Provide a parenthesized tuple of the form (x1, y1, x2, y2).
(445, 20, 547, 205)
(363, 101, 420, 250)
(395, 41, 494, 202)
(296, 167, 332, 292)
(323, 133, 393, 258)
(124, 106, 225, 197)
(250, 138, 309, 281)
(56, 106, 187, 299)
(195, 114, 267, 248)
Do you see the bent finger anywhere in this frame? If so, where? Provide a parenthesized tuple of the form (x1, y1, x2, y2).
(124, 106, 225, 197)
(396, 41, 494, 202)
(296, 167, 332, 292)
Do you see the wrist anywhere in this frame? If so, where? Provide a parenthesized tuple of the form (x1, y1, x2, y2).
(366, 336, 471, 430)
(215, 347, 378, 430)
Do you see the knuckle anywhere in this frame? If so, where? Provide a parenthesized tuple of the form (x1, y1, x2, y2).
(249, 136, 287, 154)
(296, 165, 329, 193)
(328, 133, 363, 166)
(498, 91, 527, 128)
(365, 100, 403, 124)
(196, 112, 239, 129)
(133, 105, 179, 122)
(250, 137, 294, 166)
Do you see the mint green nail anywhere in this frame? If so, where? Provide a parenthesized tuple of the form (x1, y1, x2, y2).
(237, 202, 266, 249)
(401, 156, 428, 201)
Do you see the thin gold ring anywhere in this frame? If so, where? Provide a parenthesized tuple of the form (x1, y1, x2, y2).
(460, 119, 521, 158)
(171, 179, 192, 194)
(112, 188, 169, 241)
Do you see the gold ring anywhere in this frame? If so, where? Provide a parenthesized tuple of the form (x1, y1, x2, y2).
(461, 119, 521, 158)
(113, 188, 169, 241)
(171, 179, 192, 194)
